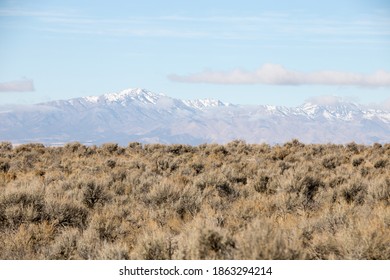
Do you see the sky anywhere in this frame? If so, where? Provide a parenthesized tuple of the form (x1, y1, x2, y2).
(0, 0, 389, 107)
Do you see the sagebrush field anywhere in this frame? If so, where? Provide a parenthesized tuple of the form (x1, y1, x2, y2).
(0, 140, 389, 259)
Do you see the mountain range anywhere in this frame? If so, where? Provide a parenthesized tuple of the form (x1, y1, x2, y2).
(1, 88, 389, 145)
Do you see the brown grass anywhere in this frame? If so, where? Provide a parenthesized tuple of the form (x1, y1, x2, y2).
(0, 140, 389, 259)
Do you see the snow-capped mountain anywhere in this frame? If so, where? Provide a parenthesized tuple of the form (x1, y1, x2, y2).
(182, 98, 229, 109)
(0, 88, 389, 145)
(83, 88, 164, 105)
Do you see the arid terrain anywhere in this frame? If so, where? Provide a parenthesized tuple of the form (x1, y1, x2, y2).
(0, 140, 389, 259)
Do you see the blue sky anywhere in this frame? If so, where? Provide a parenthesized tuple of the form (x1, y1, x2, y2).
(0, 0, 389, 107)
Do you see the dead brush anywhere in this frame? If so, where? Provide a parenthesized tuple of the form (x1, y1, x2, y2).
(0, 141, 389, 259)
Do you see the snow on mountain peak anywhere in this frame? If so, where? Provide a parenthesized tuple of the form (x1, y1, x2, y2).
(83, 96, 99, 103)
(299, 101, 363, 121)
(104, 88, 165, 104)
(83, 88, 165, 105)
(183, 98, 228, 109)
(300, 102, 320, 116)
(3, 87, 390, 146)
(73, 88, 390, 124)
(81, 88, 228, 110)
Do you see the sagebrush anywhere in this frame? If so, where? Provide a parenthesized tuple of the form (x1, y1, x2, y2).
(0, 140, 389, 259)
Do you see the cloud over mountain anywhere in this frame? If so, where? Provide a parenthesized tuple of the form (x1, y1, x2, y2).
(169, 64, 390, 87)
(0, 79, 35, 92)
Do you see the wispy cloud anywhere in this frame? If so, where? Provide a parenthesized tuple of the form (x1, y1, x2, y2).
(305, 95, 345, 106)
(366, 97, 390, 111)
(2, 8, 389, 44)
(168, 64, 390, 87)
(305, 95, 363, 105)
(382, 98, 390, 110)
(0, 79, 35, 92)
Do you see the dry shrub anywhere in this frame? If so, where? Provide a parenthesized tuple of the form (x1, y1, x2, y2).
(174, 217, 235, 260)
(322, 156, 341, 169)
(0, 182, 46, 230)
(374, 159, 388, 169)
(76, 227, 101, 259)
(0, 140, 389, 260)
(252, 174, 271, 193)
(45, 200, 88, 229)
(88, 210, 125, 243)
(368, 178, 390, 204)
(131, 230, 175, 260)
(342, 182, 367, 205)
(236, 218, 304, 259)
(45, 228, 80, 259)
(352, 157, 364, 167)
(0, 142, 12, 152)
(97, 242, 130, 260)
(0, 222, 55, 259)
(100, 143, 124, 155)
(144, 180, 180, 207)
(0, 159, 10, 172)
(82, 180, 110, 208)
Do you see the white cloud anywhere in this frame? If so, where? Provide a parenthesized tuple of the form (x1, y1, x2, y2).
(169, 64, 390, 87)
(0, 79, 35, 92)
(305, 96, 344, 106)
(365, 98, 390, 111)
(382, 98, 390, 110)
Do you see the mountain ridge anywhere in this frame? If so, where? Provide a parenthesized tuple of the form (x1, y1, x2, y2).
(1, 87, 389, 145)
